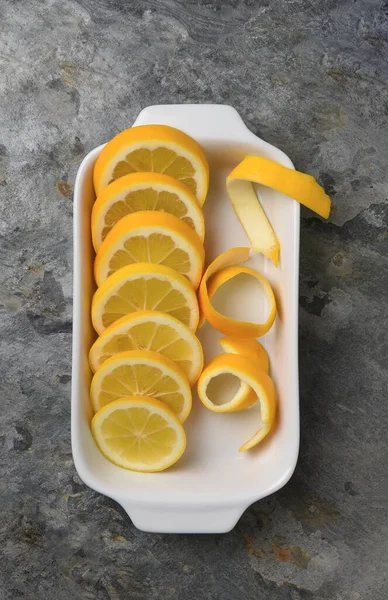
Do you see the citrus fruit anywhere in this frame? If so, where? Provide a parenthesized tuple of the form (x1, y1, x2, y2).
(197, 353, 277, 450)
(198, 247, 276, 337)
(94, 211, 205, 289)
(91, 263, 199, 335)
(92, 396, 186, 472)
(91, 172, 205, 251)
(93, 125, 209, 204)
(196, 354, 257, 413)
(89, 310, 203, 385)
(90, 349, 192, 422)
(227, 155, 331, 266)
(219, 336, 269, 373)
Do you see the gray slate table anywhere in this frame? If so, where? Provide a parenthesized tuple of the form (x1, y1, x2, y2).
(1, 1, 387, 598)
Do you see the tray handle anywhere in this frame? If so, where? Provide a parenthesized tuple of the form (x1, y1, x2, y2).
(120, 502, 245, 534)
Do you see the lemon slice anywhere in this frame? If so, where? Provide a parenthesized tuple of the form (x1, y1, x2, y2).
(90, 349, 192, 422)
(91, 172, 205, 251)
(92, 396, 186, 472)
(89, 310, 203, 385)
(93, 125, 209, 204)
(198, 247, 276, 337)
(227, 155, 331, 266)
(219, 336, 269, 373)
(92, 263, 199, 334)
(197, 353, 277, 450)
(94, 211, 205, 289)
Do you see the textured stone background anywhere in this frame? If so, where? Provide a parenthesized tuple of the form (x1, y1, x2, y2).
(1, 0, 388, 598)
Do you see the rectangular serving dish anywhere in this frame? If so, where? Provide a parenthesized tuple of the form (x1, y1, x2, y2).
(72, 104, 300, 533)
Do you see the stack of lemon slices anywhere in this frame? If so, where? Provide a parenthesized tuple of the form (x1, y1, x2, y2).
(88, 123, 331, 473)
(90, 125, 209, 472)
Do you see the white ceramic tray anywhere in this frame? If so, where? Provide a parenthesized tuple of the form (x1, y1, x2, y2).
(72, 104, 300, 533)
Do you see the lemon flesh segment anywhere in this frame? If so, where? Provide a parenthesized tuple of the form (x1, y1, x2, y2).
(90, 349, 192, 422)
(93, 125, 209, 205)
(92, 396, 186, 472)
(198, 247, 276, 337)
(226, 155, 331, 267)
(197, 353, 277, 450)
(89, 310, 203, 385)
(91, 172, 205, 251)
(91, 263, 199, 335)
(94, 211, 205, 289)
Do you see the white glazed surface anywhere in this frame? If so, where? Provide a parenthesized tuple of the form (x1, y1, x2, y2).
(72, 104, 300, 533)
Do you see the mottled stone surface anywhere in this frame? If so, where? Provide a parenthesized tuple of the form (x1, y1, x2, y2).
(1, 0, 388, 598)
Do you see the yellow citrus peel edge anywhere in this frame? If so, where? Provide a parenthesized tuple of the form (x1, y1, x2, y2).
(198, 248, 276, 338)
(219, 336, 269, 373)
(226, 155, 331, 266)
(197, 353, 277, 450)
